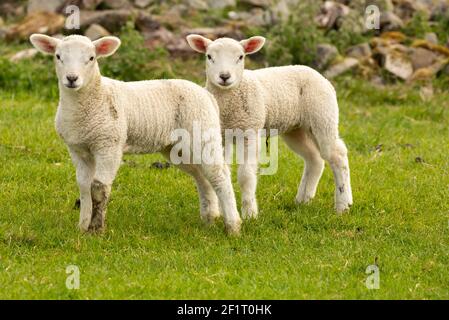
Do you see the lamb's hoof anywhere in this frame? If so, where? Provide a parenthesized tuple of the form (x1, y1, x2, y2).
(78, 219, 91, 233)
(225, 219, 242, 236)
(241, 201, 258, 219)
(295, 196, 313, 205)
(335, 202, 352, 214)
(201, 211, 221, 226)
(88, 219, 105, 233)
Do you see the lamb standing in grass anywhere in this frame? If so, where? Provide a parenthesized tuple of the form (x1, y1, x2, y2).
(30, 34, 241, 235)
(187, 35, 353, 217)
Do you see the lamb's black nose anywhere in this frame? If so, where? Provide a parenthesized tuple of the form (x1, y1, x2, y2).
(219, 73, 231, 82)
(66, 75, 78, 83)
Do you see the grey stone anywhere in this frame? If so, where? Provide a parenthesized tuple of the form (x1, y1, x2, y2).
(315, 44, 339, 70)
(240, 0, 271, 8)
(103, 0, 131, 9)
(187, 0, 209, 10)
(27, 0, 65, 13)
(384, 52, 413, 79)
(85, 23, 110, 40)
(207, 0, 235, 9)
(324, 57, 359, 78)
(346, 43, 372, 59)
(82, 0, 104, 10)
(315, 1, 350, 29)
(380, 11, 404, 31)
(134, 0, 153, 8)
(80, 9, 132, 32)
(410, 47, 438, 70)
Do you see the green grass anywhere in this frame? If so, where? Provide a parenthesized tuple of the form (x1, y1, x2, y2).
(0, 78, 448, 299)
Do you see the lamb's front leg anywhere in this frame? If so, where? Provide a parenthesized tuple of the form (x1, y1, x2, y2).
(69, 149, 95, 232)
(237, 138, 259, 219)
(89, 148, 122, 231)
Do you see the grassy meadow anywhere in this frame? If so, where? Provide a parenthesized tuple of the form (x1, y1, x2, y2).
(0, 72, 448, 298)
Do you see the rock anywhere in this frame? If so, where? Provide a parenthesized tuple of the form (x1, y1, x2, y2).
(409, 59, 449, 81)
(410, 47, 437, 70)
(6, 12, 65, 41)
(82, 0, 104, 10)
(80, 10, 132, 32)
(27, 0, 65, 14)
(207, 0, 236, 9)
(187, 0, 209, 10)
(324, 57, 359, 79)
(184, 27, 244, 40)
(411, 39, 449, 57)
(103, 0, 131, 9)
(134, 0, 153, 8)
(143, 26, 191, 57)
(315, 1, 351, 29)
(9, 48, 38, 63)
(85, 23, 110, 40)
(0, 1, 25, 18)
(393, 0, 416, 20)
(135, 11, 160, 33)
(228, 8, 272, 27)
(346, 43, 372, 59)
(144, 27, 175, 49)
(384, 51, 413, 80)
(314, 44, 339, 70)
(154, 5, 188, 30)
(380, 11, 404, 31)
(424, 32, 438, 45)
(240, 0, 271, 8)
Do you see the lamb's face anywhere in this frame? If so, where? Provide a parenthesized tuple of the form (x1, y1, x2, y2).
(186, 35, 265, 90)
(30, 34, 121, 91)
(205, 39, 245, 89)
(54, 39, 98, 90)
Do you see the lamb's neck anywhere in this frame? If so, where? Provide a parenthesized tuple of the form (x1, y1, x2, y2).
(58, 73, 103, 112)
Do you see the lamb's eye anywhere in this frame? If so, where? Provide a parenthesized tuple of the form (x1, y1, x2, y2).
(239, 55, 243, 60)
(207, 54, 212, 61)
(89, 56, 94, 61)
(56, 54, 61, 60)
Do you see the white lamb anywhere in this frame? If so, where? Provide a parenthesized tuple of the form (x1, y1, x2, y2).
(186, 35, 353, 217)
(30, 34, 242, 235)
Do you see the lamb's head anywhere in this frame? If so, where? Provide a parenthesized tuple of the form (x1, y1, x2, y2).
(186, 35, 265, 90)
(30, 34, 120, 91)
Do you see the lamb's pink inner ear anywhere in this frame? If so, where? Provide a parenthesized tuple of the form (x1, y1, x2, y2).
(96, 40, 114, 55)
(243, 38, 264, 54)
(193, 38, 207, 52)
(38, 39, 56, 53)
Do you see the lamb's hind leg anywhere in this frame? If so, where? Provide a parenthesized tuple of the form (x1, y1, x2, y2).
(176, 163, 221, 225)
(282, 127, 325, 205)
(313, 129, 353, 213)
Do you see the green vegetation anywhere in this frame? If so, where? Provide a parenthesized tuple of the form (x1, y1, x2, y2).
(0, 75, 448, 298)
(1, 5, 448, 300)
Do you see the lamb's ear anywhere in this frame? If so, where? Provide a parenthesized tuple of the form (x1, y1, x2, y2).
(30, 34, 61, 55)
(186, 34, 212, 53)
(93, 36, 121, 58)
(240, 36, 265, 54)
